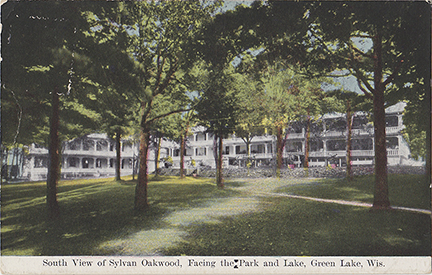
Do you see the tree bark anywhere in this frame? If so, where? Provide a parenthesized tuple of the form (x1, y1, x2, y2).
(115, 129, 121, 181)
(180, 133, 185, 179)
(216, 130, 224, 188)
(213, 135, 218, 169)
(276, 126, 283, 178)
(154, 136, 162, 177)
(346, 100, 353, 181)
(134, 127, 150, 211)
(304, 115, 311, 177)
(372, 32, 390, 209)
(47, 89, 60, 219)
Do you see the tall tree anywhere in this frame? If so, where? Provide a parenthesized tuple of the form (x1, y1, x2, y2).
(323, 90, 372, 181)
(114, 1, 219, 210)
(259, 62, 325, 177)
(196, 66, 240, 188)
(2, 1, 98, 219)
(306, 1, 430, 209)
(78, 2, 143, 181)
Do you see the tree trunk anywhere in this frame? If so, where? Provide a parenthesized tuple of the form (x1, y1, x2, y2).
(304, 117, 311, 177)
(134, 127, 150, 211)
(115, 129, 121, 181)
(346, 100, 353, 181)
(213, 134, 218, 169)
(47, 89, 60, 219)
(372, 32, 390, 209)
(154, 136, 162, 177)
(180, 133, 185, 179)
(276, 126, 283, 178)
(216, 131, 224, 188)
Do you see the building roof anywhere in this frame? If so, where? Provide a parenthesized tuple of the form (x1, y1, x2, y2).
(385, 102, 406, 114)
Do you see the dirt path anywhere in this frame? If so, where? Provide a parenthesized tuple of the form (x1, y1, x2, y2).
(95, 178, 430, 255)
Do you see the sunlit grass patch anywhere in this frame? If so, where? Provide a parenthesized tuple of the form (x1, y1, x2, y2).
(1, 175, 235, 256)
(164, 196, 430, 256)
(276, 174, 430, 210)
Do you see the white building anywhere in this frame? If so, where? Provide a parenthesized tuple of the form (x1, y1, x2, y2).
(16, 102, 422, 181)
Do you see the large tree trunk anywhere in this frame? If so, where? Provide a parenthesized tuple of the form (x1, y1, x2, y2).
(216, 131, 224, 188)
(346, 100, 353, 181)
(213, 135, 218, 169)
(372, 32, 390, 209)
(47, 89, 60, 219)
(180, 133, 185, 179)
(154, 136, 162, 177)
(276, 126, 283, 178)
(115, 129, 121, 181)
(304, 116, 311, 177)
(134, 127, 150, 211)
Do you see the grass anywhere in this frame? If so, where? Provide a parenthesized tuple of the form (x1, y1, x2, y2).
(163, 197, 430, 256)
(1, 174, 430, 256)
(163, 175, 431, 256)
(275, 174, 431, 209)
(1, 175, 237, 256)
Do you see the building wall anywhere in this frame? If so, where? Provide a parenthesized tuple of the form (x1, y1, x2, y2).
(15, 102, 424, 182)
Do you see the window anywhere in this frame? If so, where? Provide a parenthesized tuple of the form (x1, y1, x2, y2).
(352, 139, 373, 150)
(68, 157, 79, 168)
(82, 158, 94, 169)
(68, 140, 80, 150)
(34, 157, 48, 168)
(386, 137, 399, 149)
(251, 144, 264, 154)
(286, 141, 302, 152)
(196, 147, 206, 156)
(96, 140, 108, 151)
(310, 140, 324, 152)
(83, 140, 94, 151)
(121, 158, 133, 169)
(235, 145, 246, 155)
(109, 143, 115, 151)
(327, 140, 346, 151)
(385, 116, 398, 127)
(109, 159, 115, 168)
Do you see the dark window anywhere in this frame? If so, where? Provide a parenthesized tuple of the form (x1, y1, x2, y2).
(83, 140, 94, 151)
(34, 157, 48, 168)
(385, 116, 398, 127)
(68, 157, 79, 168)
(96, 140, 108, 151)
(82, 158, 94, 169)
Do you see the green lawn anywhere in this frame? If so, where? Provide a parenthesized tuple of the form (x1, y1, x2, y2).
(1, 174, 430, 256)
(1, 175, 236, 256)
(164, 175, 431, 256)
(164, 196, 430, 256)
(276, 174, 431, 209)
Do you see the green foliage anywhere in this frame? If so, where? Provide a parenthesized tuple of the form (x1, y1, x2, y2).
(1, 1, 100, 147)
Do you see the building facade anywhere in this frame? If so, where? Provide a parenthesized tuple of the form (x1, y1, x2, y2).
(9, 102, 422, 182)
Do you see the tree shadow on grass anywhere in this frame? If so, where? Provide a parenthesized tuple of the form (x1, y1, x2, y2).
(1, 183, 168, 255)
(163, 197, 431, 256)
(1, 177, 237, 256)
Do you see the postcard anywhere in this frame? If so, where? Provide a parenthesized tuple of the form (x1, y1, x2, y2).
(1, 0, 431, 274)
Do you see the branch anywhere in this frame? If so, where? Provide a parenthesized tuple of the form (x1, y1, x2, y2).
(146, 107, 193, 125)
(355, 75, 373, 99)
(350, 44, 374, 59)
(351, 65, 375, 94)
(383, 60, 403, 87)
(155, 57, 179, 96)
(351, 34, 374, 38)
